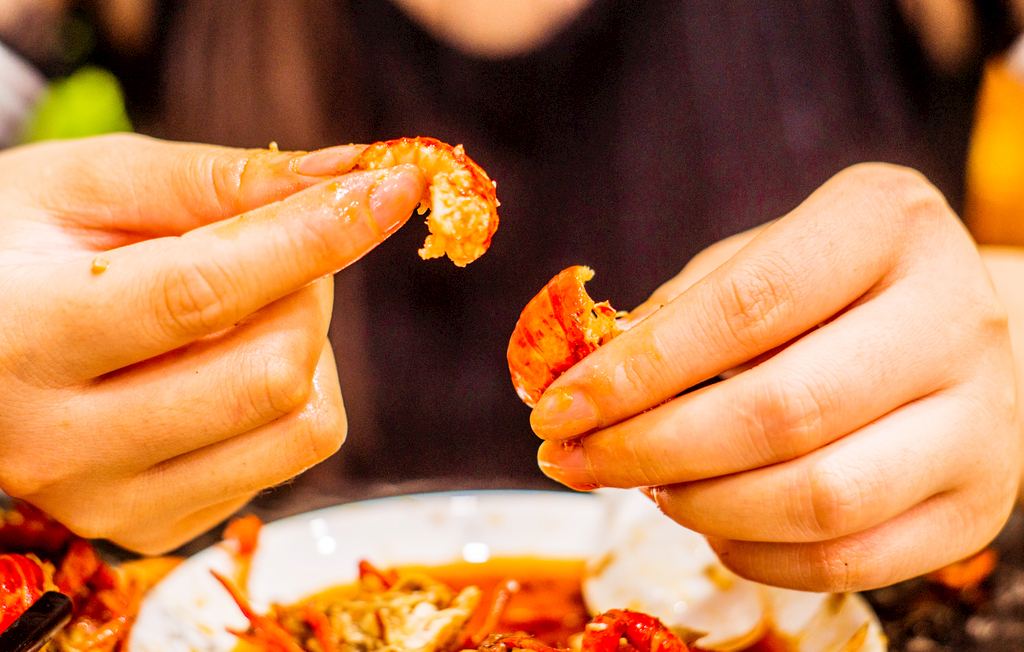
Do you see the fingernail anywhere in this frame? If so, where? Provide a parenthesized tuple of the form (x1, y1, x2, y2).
(369, 166, 426, 236)
(537, 440, 599, 490)
(530, 387, 599, 439)
(296, 145, 365, 176)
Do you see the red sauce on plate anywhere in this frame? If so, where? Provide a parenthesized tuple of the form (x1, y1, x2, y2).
(406, 558, 800, 652)
(258, 558, 796, 652)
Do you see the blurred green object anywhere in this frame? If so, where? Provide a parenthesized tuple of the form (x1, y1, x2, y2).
(23, 66, 132, 143)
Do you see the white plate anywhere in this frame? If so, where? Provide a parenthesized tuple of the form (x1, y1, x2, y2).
(128, 491, 609, 652)
(128, 490, 885, 652)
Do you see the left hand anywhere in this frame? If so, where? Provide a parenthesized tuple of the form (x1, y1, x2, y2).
(531, 163, 1021, 592)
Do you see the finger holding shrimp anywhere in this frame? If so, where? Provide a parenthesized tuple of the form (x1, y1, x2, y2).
(17, 162, 423, 382)
(0, 134, 427, 553)
(532, 163, 1021, 591)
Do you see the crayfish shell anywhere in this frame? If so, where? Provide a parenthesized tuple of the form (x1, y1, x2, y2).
(507, 266, 622, 407)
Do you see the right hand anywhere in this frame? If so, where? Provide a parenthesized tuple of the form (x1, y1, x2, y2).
(0, 133, 425, 553)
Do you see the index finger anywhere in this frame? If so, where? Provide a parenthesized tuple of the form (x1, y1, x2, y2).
(19, 165, 425, 382)
(529, 164, 944, 440)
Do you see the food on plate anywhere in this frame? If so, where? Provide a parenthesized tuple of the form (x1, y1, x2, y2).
(130, 492, 900, 652)
(584, 490, 887, 652)
(216, 559, 702, 652)
(216, 559, 482, 652)
(403, 558, 589, 647)
(482, 608, 692, 652)
(222, 514, 263, 591)
(353, 137, 500, 267)
(507, 266, 622, 406)
(213, 513, 871, 652)
(209, 515, 700, 652)
(0, 502, 180, 651)
(0, 552, 52, 631)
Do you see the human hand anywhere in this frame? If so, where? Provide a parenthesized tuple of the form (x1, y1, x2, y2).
(532, 164, 1021, 591)
(0, 133, 425, 553)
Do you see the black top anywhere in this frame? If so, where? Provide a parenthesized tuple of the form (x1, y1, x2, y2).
(98, 0, 1014, 488)
(330, 0, 985, 483)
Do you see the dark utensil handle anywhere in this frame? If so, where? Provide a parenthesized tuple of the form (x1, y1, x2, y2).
(0, 591, 73, 652)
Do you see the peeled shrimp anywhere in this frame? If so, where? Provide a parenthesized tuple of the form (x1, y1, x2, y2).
(354, 137, 500, 267)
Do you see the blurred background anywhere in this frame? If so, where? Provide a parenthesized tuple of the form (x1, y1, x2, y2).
(2, 6, 1024, 651)
(3, 0, 1023, 246)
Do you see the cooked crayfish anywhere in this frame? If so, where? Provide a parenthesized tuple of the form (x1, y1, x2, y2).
(354, 137, 499, 267)
(507, 266, 622, 406)
(0, 501, 180, 649)
(482, 609, 696, 652)
(0, 553, 52, 631)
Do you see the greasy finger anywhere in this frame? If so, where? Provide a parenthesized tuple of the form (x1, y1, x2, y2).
(531, 165, 944, 440)
(7, 134, 367, 235)
(75, 278, 334, 469)
(644, 392, 973, 543)
(537, 283, 952, 488)
(25, 166, 424, 382)
(704, 486, 1014, 592)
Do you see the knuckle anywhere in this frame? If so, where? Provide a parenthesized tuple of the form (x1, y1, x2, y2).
(744, 376, 827, 464)
(621, 435, 667, 487)
(807, 537, 872, 592)
(715, 263, 792, 348)
(974, 293, 1010, 337)
(324, 397, 349, 449)
(208, 149, 252, 215)
(1, 458, 72, 502)
(806, 546, 852, 592)
(0, 471, 44, 502)
(254, 352, 316, 419)
(847, 164, 949, 230)
(294, 215, 343, 267)
(158, 260, 234, 337)
(620, 351, 671, 404)
(803, 460, 865, 540)
(294, 403, 347, 467)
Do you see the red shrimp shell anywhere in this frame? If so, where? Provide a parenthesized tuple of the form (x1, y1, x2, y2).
(507, 266, 621, 407)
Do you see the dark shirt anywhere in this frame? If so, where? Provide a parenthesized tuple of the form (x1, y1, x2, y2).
(331, 0, 984, 484)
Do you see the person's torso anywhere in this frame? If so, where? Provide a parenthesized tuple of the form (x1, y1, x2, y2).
(331, 0, 979, 485)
